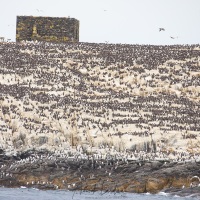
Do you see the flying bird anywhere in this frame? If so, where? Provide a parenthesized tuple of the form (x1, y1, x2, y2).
(36, 9, 43, 12)
(159, 28, 165, 32)
(170, 36, 178, 39)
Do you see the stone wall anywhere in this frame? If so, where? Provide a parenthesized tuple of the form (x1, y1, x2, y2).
(16, 16, 79, 43)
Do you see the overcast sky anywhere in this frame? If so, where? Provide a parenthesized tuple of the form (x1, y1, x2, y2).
(0, 0, 200, 45)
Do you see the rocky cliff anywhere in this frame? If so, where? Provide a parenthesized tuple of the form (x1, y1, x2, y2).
(0, 42, 199, 157)
(0, 41, 200, 194)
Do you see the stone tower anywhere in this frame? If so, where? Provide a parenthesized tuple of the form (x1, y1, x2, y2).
(16, 16, 79, 43)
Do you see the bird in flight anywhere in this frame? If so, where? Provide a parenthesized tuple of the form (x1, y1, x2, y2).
(159, 28, 165, 32)
(36, 9, 43, 12)
(170, 36, 178, 39)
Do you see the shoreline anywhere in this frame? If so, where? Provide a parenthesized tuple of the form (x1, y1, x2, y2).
(1, 187, 200, 199)
(1, 150, 200, 196)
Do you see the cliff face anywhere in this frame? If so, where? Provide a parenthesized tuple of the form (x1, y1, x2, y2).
(0, 42, 200, 158)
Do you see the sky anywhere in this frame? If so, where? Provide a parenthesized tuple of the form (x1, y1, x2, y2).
(0, 0, 200, 45)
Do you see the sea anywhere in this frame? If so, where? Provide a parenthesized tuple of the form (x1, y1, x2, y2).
(0, 187, 199, 200)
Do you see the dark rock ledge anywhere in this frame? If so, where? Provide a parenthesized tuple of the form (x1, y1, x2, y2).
(0, 150, 200, 197)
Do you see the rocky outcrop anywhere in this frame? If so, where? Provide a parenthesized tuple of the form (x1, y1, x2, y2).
(0, 41, 200, 197)
(0, 151, 200, 196)
(0, 42, 199, 156)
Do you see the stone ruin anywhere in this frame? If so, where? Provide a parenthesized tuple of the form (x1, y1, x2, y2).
(16, 16, 79, 43)
(0, 37, 5, 42)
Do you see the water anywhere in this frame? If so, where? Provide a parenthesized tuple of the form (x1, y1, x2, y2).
(0, 187, 198, 200)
